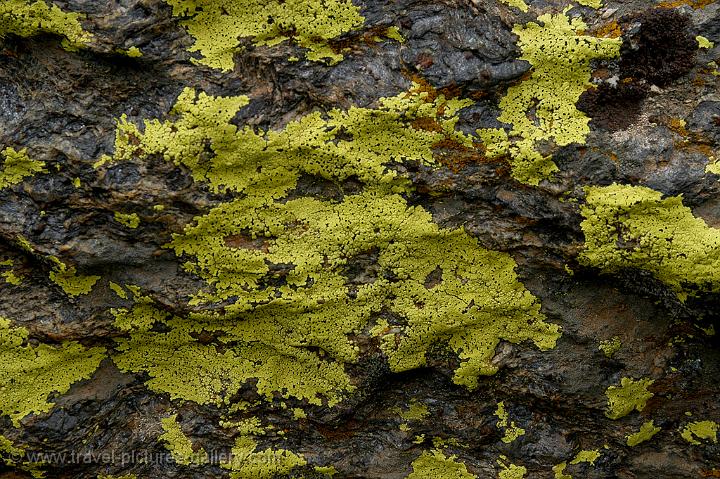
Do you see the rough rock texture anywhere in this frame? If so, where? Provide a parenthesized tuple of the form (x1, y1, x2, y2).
(0, 0, 719, 478)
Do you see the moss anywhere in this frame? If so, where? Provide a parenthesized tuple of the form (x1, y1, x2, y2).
(164, 0, 365, 70)
(0, 147, 45, 189)
(0, 0, 93, 50)
(406, 449, 476, 479)
(598, 337, 621, 358)
(498, 456, 526, 479)
(159, 415, 208, 465)
(579, 183, 720, 300)
(221, 435, 306, 479)
(478, 11, 621, 184)
(114, 212, 140, 229)
(605, 377, 654, 420)
(98, 475, 137, 479)
(48, 257, 100, 297)
(495, 402, 526, 443)
(626, 420, 661, 446)
(680, 420, 718, 445)
(0, 316, 105, 426)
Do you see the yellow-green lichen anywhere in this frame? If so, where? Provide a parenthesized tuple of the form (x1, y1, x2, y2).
(0, 316, 105, 426)
(697, 35, 714, 49)
(605, 377, 654, 420)
(221, 435, 306, 479)
(576, 0, 602, 8)
(553, 462, 571, 479)
(0, 147, 45, 189)
(569, 449, 600, 465)
(0, 0, 93, 50)
(598, 336, 621, 358)
(164, 0, 365, 70)
(101, 85, 472, 195)
(626, 420, 661, 446)
(117, 46, 142, 57)
(479, 11, 621, 185)
(553, 449, 600, 478)
(406, 449, 476, 479)
(99, 85, 558, 404)
(498, 456, 527, 479)
(500, 0, 529, 12)
(315, 465, 339, 476)
(579, 183, 720, 300)
(159, 415, 208, 465)
(398, 400, 430, 421)
(1, 259, 23, 285)
(680, 420, 718, 445)
(114, 212, 140, 229)
(0, 437, 44, 478)
(495, 402, 526, 443)
(113, 305, 355, 406)
(48, 257, 100, 297)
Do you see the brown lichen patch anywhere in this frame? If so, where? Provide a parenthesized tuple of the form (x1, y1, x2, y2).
(620, 9, 696, 87)
(593, 21, 622, 39)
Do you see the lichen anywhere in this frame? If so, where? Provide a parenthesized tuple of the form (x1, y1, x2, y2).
(0, 316, 105, 426)
(708, 156, 720, 175)
(605, 377, 654, 420)
(478, 11, 621, 185)
(569, 449, 600, 465)
(498, 456, 527, 479)
(159, 415, 208, 465)
(680, 420, 718, 445)
(553, 463, 571, 479)
(398, 400, 430, 421)
(100, 85, 559, 404)
(500, 0, 529, 12)
(598, 337, 621, 358)
(697, 35, 714, 49)
(221, 435, 306, 479)
(626, 420, 661, 446)
(552, 449, 600, 478)
(406, 449, 476, 479)
(48, 257, 100, 297)
(0, 147, 45, 189)
(495, 402, 526, 443)
(114, 212, 140, 229)
(0, 0, 93, 51)
(164, 0, 365, 70)
(0, 259, 23, 286)
(579, 183, 720, 300)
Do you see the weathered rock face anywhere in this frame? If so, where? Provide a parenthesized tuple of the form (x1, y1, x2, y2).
(0, 0, 719, 478)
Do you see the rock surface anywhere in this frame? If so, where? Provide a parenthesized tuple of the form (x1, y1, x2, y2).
(0, 0, 719, 478)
